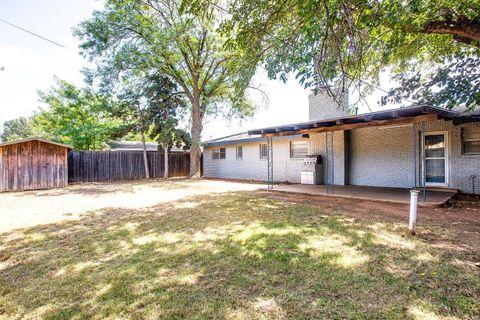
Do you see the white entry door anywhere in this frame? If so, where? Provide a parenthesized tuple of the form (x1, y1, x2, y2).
(424, 132, 448, 186)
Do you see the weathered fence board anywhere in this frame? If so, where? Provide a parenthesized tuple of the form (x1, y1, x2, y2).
(68, 151, 190, 183)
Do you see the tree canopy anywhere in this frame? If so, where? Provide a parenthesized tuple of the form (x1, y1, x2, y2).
(224, 0, 480, 109)
(145, 74, 191, 152)
(37, 79, 121, 150)
(102, 72, 190, 177)
(76, 0, 258, 176)
(0, 117, 43, 143)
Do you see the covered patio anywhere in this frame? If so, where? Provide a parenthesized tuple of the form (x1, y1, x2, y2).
(248, 105, 467, 205)
(264, 184, 457, 207)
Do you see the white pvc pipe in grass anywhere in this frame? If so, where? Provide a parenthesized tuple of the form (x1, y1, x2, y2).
(409, 190, 420, 235)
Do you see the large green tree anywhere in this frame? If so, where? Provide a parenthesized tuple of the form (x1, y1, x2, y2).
(37, 79, 120, 150)
(225, 0, 480, 109)
(0, 117, 43, 142)
(105, 73, 188, 178)
(105, 77, 159, 178)
(146, 74, 190, 178)
(76, 0, 257, 177)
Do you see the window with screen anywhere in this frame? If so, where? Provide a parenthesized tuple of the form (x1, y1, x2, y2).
(290, 141, 309, 158)
(236, 146, 243, 159)
(462, 127, 480, 155)
(212, 147, 226, 159)
(259, 144, 268, 159)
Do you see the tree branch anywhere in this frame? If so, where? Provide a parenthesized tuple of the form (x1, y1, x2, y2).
(424, 19, 480, 48)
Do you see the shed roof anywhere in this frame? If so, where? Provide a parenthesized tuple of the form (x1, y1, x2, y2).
(248, 104, 460, 137)
(0, 138, 73, 150)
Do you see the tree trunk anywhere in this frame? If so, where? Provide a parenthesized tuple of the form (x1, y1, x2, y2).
(189, 108, 203, 178)
(140, 130, 150, 179)
(189, 92, 203, 178)
(164, 144, 169, 178)
(189, 120, 202, 177)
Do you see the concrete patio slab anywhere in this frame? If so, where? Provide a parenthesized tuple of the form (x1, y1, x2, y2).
(263, 184, 457, 207)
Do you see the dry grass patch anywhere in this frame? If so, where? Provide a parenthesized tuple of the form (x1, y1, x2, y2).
(0, 190, 479, 319)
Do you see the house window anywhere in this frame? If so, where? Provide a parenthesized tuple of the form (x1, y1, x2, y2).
(236, 146, 243, 159)
(212, 147, 226, 159)
(462, 127, 480, 155)
(259, 143, 268, 159)
(290, 141, 309, 158)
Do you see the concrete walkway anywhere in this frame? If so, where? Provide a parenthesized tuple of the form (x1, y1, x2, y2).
(265, 184, 457, 207)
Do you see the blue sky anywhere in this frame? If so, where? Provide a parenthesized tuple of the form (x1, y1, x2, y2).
(0, 0, 388, 140)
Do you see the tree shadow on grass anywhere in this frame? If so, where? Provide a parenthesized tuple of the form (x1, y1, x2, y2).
(0, 192, 479, 319)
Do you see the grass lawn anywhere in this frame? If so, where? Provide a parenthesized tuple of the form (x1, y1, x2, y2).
(0, 187, 479, 319)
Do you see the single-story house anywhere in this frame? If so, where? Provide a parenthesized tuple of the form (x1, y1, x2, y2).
(203, 90, 480, 194)
(0, 138, 72, 192)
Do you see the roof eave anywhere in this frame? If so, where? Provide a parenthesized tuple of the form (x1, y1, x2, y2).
(203, 134, 308, 147)
(248, 105, 458, 136)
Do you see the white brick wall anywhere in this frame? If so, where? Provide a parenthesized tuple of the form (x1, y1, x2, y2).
(425, 120, 480, 193)
(309, 90, 349, 121)
(203, 138, 307, 183)
(346, 120, 480, 193)
(204, 120, 480, 193)
(309, 131, 346, 185)
(349, 126, 415, 188)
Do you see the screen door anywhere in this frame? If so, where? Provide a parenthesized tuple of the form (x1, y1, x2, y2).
(424, 133, 447, 184)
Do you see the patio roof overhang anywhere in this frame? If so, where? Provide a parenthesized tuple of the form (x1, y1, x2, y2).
(248, 105, 457, 137)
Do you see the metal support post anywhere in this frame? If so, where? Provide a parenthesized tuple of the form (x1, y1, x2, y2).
(267, 137, 274, 189)
(421, 123, 427, 202)
(412, 123, 417, 189)
(325, 132, 329, 193)
(331, 131, 335, 194)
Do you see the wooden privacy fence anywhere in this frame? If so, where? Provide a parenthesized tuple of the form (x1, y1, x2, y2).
(68, 151, 190, 183)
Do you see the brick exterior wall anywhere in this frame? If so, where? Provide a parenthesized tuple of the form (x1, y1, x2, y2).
(203, 138, 307, 183)
(349, 126, 415, 188)
(309, 131, 347, 185)
(424, 120, 480, 193)
(308, 90, 349, 121)
(204, 120, 480, 193)
(346, 120, 480, 193)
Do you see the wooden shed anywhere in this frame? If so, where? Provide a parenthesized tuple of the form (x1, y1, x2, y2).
(0, 138, 72, 192)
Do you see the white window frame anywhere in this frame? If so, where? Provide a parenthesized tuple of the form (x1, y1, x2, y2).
(236, 146, 243, 160)
(290, 140, 309, 159)
(259, 143, 268, 159)
(212, 147, 226, 160)
(461, 127, 480, 156)
(422, 131, 449, 187)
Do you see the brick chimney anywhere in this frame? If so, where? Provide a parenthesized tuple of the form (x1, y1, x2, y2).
(309, 88, 349, 121)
